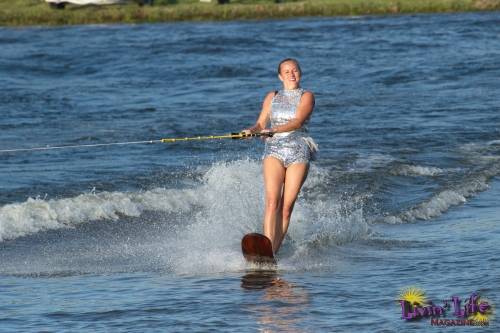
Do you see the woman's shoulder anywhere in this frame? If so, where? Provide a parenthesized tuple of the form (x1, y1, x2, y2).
(301, 89, 314, 97)
(264, 90, 279, 100)
(300, 90, 315, 102)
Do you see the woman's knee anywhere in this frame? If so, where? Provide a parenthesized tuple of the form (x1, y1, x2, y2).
(265, 197, 281, 213)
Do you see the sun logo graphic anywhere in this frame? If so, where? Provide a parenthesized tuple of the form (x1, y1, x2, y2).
(400, 287, 426, 306)
(469, 305, 491, 324)
(398, 286, 446, 320)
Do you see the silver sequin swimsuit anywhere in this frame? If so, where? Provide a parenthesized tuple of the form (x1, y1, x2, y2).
(263, 88, 317, 167)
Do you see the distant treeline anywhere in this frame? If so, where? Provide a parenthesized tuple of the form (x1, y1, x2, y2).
(1, 0, 500, 26)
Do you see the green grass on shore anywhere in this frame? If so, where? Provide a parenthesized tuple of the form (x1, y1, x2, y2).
(1, 0, 500, 26)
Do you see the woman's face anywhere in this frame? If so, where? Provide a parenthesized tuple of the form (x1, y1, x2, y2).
(278, 61, 301, 88)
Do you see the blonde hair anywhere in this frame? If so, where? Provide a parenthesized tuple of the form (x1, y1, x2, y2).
(278, 58, 302, 75)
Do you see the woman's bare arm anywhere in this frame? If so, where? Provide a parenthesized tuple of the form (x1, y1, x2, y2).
(244, 91, 276, 133)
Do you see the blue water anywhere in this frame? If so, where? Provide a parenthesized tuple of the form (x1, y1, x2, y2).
(1, 12, 499, 332)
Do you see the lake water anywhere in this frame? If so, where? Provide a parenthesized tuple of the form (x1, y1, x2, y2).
(0, 12, 499, 332)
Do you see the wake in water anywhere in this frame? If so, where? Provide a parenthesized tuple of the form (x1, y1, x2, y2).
(2, 136, 500, 276)
(381, 139, 500, 224)
(0, 159, 371, 276)
(2, 135, 500, 277)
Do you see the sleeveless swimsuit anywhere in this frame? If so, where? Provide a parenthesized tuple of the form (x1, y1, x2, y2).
(263, 88, 318, 167)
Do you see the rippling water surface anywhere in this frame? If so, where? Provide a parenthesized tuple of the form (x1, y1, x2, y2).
(0, 12, 499, 332)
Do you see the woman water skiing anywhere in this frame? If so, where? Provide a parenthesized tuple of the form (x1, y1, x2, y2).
(243, 58, 317, 254)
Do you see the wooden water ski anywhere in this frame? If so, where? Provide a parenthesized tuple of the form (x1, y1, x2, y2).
(241, 233, 276, 264)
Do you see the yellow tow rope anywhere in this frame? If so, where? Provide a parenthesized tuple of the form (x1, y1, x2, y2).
(0, 132, 273, 154)
(160, 132, 271, 142)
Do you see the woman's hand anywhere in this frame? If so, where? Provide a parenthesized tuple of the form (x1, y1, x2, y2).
(241, 129, 253, 135)
(260, 128, 274, 136)
(241, 124, 263, 138)
(259, 128, 274, 140)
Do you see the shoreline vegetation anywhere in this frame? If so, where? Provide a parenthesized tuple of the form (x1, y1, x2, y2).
(1, 0, 500, 27)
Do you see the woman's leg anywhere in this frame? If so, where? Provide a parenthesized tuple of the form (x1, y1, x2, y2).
(274, 162, 309, 253)
(263, 156, 286, 252)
